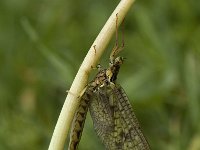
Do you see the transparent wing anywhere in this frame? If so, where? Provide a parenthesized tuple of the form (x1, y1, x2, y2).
(113, 84, 150, 150)
(89, 86, 120, 150)
(89, 84, 150, 150)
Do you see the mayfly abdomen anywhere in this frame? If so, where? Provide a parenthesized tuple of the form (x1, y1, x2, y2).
(68, 69, 110, 150)
(68, 88, 93, 150)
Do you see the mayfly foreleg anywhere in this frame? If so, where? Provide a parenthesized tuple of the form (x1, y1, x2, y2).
(110, 13, 125, 63)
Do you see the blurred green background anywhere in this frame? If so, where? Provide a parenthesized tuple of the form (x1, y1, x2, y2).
(0, 0, 200, 149)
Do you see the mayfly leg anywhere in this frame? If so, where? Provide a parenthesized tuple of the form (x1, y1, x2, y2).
(110, 13, 125, 63)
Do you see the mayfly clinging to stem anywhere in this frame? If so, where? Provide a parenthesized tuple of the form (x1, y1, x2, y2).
(68, 13, 150, 150)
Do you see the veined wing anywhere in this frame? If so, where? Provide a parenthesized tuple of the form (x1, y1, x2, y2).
(113, 84, 150, 150)
(89, 85, 121, 150)
(89, 83, 150, 150)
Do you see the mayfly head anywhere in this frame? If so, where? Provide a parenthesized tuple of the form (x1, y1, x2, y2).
(107, 56, 125, 83)
(113, 56, 124, 66)
(92, 56, 125, 88)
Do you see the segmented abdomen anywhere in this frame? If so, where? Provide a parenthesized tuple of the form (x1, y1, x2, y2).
(68, 88, 92, 150)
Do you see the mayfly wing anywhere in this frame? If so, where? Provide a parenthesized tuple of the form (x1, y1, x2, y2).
(112, 84, 151, 150)
(89, 83, 150, 150)
(68, 86, 94, 150)
(89, 84, 123, 150)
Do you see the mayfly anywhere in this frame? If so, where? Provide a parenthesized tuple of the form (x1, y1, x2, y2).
(68, 14, 150, 150)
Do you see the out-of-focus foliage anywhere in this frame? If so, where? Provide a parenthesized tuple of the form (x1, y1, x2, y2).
(0, 0, 200, 149)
